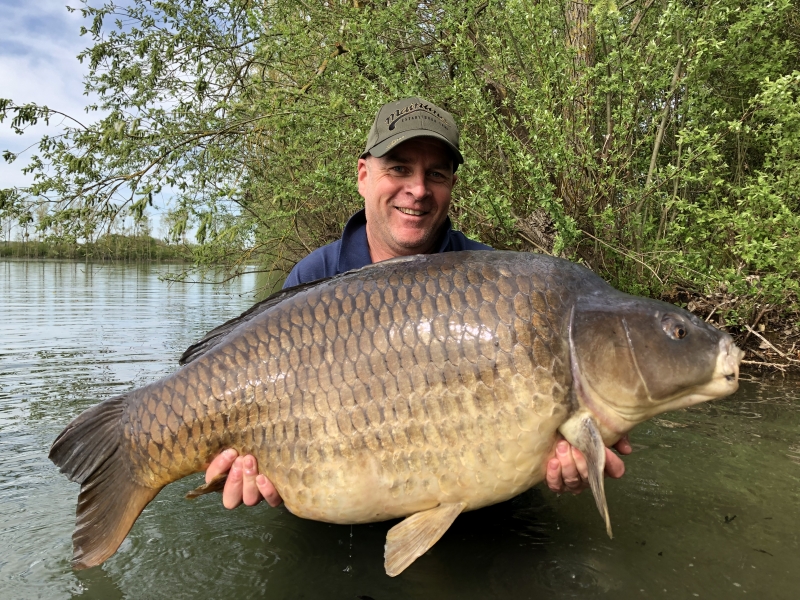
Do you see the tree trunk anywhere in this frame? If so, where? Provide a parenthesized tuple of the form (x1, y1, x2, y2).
(560, 1, 596, 228)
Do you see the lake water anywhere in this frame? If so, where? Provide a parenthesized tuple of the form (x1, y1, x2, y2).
(1, 259, 798, 600)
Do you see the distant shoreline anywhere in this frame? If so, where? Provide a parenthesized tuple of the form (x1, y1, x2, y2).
(0, 236, 192, 262)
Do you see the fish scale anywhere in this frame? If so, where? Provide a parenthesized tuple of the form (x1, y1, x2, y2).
(123, 253, 567, 517)
(50, 251, 743, 575)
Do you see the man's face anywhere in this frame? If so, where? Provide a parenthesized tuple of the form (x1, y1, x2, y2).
(358, 137, 457, 262)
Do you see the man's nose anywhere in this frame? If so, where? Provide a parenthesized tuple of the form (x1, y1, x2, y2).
(405, 170, 430, 200)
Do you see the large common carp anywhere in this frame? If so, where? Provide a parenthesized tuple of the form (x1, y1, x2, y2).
(50, 251, 743, 576)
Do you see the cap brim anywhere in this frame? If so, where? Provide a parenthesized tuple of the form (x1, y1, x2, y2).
(362, 130, 464, 165)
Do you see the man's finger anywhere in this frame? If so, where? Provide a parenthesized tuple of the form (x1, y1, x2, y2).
(613, 434, 632, 455)
(571, 446, 589, 481)
(545, 456, 564, 493)
(241, 455, 262, 506)
(604, 447, 626, 479)
(206, 448, 238, 483)
(556, 440, 585, 494)
(222, 456, 245, 509)
(256, 474, 284, 507)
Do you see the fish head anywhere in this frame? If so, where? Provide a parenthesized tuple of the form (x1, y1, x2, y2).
(568, 294, 744, 439)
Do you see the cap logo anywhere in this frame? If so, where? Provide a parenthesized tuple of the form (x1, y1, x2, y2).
(384, 102, 450, 131)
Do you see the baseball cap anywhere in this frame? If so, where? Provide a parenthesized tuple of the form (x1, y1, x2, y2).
(361, 97, 464, 167)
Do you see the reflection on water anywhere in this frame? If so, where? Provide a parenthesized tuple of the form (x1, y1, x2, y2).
(1, 259, 798, 600)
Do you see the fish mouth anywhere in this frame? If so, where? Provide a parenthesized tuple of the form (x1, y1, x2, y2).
(720, 336, 744, 383)
(678, 336, 743, 406)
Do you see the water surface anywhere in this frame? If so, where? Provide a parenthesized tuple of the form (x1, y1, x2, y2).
(1, 259, 798, 599)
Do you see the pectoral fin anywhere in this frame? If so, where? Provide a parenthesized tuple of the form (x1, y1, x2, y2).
(185, 473, 227, 499)
(560, 414, 613, 538)
(384, 502, 466, 577)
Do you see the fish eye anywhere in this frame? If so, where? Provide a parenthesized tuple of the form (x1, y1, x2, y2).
(662, 315, 688, 340)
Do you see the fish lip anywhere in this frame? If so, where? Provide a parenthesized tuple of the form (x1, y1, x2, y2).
(720, 337, 744, 383)
(703, 337, 743, 395)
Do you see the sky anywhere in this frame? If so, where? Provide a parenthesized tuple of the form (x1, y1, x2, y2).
(0, 0, 91, 188)
(0, 0, 172, 237)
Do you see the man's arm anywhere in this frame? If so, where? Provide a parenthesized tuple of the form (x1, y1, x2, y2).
(283, 242, 341, 288)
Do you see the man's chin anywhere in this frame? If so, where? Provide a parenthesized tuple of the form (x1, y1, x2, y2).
(392, 236, 437, 254)
(385, 216, 446, 253)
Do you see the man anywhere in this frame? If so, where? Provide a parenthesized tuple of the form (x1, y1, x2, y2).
(204, 97, 631, 510)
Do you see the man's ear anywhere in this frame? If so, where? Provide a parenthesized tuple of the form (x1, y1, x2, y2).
(357, 157, 369, 197)
(452, 172, 458, 187)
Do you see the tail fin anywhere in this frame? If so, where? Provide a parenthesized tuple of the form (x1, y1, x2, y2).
(50, 394, 161, 569)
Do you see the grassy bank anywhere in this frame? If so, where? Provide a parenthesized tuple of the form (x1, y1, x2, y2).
(0, 235, 191, 262)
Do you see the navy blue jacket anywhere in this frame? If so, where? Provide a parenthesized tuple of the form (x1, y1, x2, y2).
(284, 209, 492, 288)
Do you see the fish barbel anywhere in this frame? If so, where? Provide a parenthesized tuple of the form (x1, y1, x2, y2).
(50, 251, 743, 575)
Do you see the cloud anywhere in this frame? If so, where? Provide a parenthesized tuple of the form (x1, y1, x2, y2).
(0, 0, 92, 188)
(0, 1, 175, 237)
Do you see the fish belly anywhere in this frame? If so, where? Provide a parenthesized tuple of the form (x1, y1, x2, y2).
(262, 399, 567, 524)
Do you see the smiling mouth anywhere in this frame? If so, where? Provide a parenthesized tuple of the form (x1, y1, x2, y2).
(396, 207, 427, 217)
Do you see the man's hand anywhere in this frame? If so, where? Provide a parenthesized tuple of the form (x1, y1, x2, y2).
(205, 449, 283, 509)
(545, 435, 632, 495)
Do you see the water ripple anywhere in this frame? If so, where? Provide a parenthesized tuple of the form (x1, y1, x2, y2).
(1, 260, 799, 599)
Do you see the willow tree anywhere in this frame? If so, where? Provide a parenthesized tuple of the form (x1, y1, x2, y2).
(2, 0, 798, 317)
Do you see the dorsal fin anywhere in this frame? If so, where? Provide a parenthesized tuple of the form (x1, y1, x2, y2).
(179, 276, 335, 365)
(179, 255, 429, 365)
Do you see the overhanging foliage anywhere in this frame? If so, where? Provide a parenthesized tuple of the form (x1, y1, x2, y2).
(2, 0, 798, 321)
